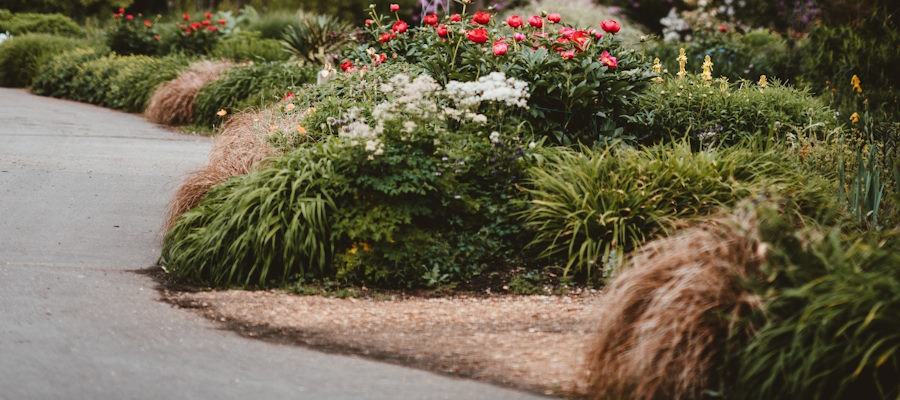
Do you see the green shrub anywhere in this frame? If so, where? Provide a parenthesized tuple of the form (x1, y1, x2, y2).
(1, 0, 132, 19)
(192, 61, 317, 126)
(68, 54, 136, 105)
(211, 31, 288, 62)
(30, 47, 110, 98)
(648, 29, 795, 82)
(164, 71, 535, 288)
(106, 10, 158, 55)
(732, 219, 900, 399)
(107, 54, 192, 112)
(281, 11, 352, 64)
(627, 75, 835, 145)
(240, 8, 300, 39)
(0, 12, 81, 36)
(520, 141, 839, 282)
(0, 34, 92, 87)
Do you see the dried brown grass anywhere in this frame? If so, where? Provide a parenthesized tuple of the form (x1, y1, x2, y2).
(145, 60, 232, 125)
(584, 212, 765, 400)
(165, 107, 305, 231)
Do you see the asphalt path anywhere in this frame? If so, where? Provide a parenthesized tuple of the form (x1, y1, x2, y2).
(0, 89, 544, 399)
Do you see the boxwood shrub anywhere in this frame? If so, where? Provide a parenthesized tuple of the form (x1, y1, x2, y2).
(0, 34, 93, 87)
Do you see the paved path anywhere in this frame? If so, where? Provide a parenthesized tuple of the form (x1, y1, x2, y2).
(0, 89, 543, 399)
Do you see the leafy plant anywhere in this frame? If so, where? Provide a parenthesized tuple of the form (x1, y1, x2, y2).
(0, 11, 81, 36)
(105, 9, 158, 55)
(30, 47, 109, 98)
(281, 11, 353, 64)
(839, 145, 887, 229)
(211, 30, 289, 62)
(107, 54, 192, 112)
(0, 33, 93, 87)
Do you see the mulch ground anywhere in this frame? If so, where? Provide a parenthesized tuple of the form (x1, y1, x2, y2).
(160, 288, 603, 397)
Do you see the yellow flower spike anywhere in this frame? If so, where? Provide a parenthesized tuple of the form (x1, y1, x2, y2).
(758, 75, 768, 91)
(285, 103, 295, 111)
(361, 242, 372, 252)
(850, 112, 859, 124)
(676, 48, 687, 80)
(348, 244, 358, 255)
(216, 109, 227, 117)
(701, 55, 713, 84)
(296, 125, 307, 135)
(652, 58, 664, 83)
(850, 74, 862, 94)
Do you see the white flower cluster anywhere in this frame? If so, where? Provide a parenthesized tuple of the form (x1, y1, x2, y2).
(445, 72, 530, 109)
(339, 107, 383, 157)
(0, 32, 11, 46)
(374, 73, 442, 121)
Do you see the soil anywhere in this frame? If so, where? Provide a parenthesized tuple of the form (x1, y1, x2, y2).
(160, 284, 603, 397)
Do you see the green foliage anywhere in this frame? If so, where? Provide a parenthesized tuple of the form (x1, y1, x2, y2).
(105, 11, 158, 55)
(733, 217, 900, 399)
(68, 54, 136, 104)
(628, 75, 835, 145)
(211, 30, 288, 61)
(0, 12, 82, 36)
(281, 11, 353, 64)
(240, 8, 301, 39)
(30, 47, 110, 98)
(0, 34, 93, 87)
(193, 61, 317, 126)
(520, 141, 839, 282)
(648, 29, 794, 82)
(839, 146, 887, 229)
(0, 0, 132, 19)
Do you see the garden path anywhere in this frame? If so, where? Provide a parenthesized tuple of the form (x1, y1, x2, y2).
(0, 88, 543, 399)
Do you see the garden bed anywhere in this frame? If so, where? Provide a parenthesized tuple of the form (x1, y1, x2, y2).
(161, 285, 601, 397)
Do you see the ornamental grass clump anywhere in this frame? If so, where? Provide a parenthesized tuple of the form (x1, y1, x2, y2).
(520, 140, 838, 282)
(585, 207, 765, 400)
(145, 60, 232, 125)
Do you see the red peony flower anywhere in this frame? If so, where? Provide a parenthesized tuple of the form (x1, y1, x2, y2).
(514, 32, 526, 41)
(466, 28, 489, 44)
(507, 15, 523, 28)
(390, 3, 400, 12)
(571, 30, 589, 49)
(547, 13, 561, 23)
(719, 24, 727, 32)
(205, 12, 212, 19)
(144, 20, 152, 27)
(365, 19, 373, 26)
(190, 22, 202, 30)
(561, 49, 575, 59)
(600, 50, 618, 68)
(208, 25, 217, 32)
(126, 14, 133, 20)
(559, 27, 575, 38)
(182, 13, 190, 21)
(392, 20, 408, 33)
(472, 11, 491, 25)
(218, 19, 227, 25)
(118, 8, 125, 14)
(424, 14, 438, 26)
(202, 20, 210, 26)
(340, 60, 354, 72)
(378, 32, 392, 43)
(492, 39, 508, 56)
(528, 15, 543, 28)
(377, 53, 387, 64)
(601, 20, 620, 34)
(437, 24, 449, 38)
(450, 14, 462, 22)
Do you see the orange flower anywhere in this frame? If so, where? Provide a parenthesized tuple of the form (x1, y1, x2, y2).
(216, 109, 227, 116)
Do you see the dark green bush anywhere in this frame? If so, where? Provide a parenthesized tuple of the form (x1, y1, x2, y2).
(627, 75, 835, 145)
(211, 31, 288, 62)
(0, 34, 93, 87)
(732, 219, 900, 399)
(1, 0, 132, 19)
(520, 141, 839, 282)
(68, 54, 136, 105)
(192, 61, 317, 126)
(30, 47, 110, 98)
(0, 12, 81, 36)
(648, 29, 795, 82)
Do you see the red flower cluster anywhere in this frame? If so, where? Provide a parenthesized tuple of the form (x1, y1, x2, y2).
(178, 13, 224, 35)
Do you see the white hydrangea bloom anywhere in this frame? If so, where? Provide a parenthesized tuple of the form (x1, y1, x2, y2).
(445, 72, 530, 109)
